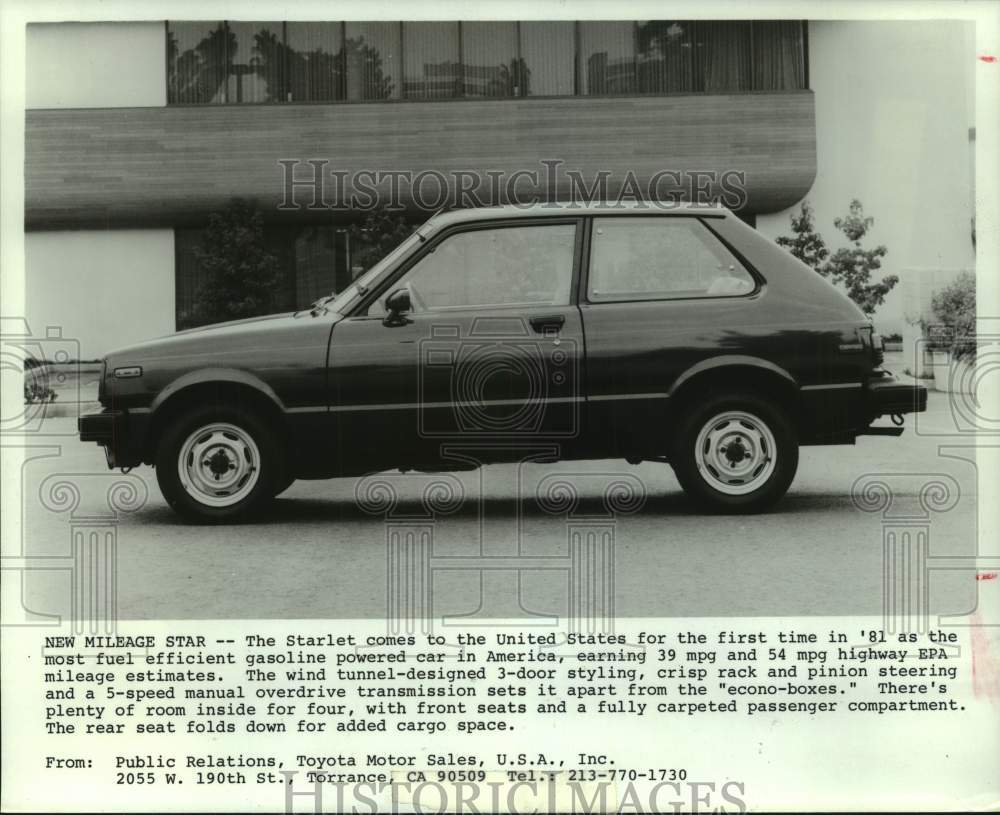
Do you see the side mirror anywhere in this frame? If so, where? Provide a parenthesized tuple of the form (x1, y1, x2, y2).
(383, 287, 412, 326)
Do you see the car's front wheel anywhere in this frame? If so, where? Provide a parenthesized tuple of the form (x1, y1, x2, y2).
(155, 405, 280, 523)
(671, 392, 798, 514)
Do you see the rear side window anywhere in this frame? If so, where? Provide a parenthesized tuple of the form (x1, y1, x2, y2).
(587, 217, 756, 302)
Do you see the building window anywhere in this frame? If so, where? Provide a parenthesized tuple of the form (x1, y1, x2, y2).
(696, 22, 752, 93)
(345, 22, 401, 101)
(226, 22, 285, 103)
(285, 22, 345, 102)
(520, 22, 575, 96)
(461, 21, 522, 97)
(403, 22, 461, 99)
(167, 22, 228, 104)
(166, 20, 807, 105)
(751, 21, 806, 90)
(636, 21, 697, 93)
(175, 225, 351, 330)
(578, 21, 637, 95)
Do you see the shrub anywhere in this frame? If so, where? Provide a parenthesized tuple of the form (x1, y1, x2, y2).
(193, 199, 283, 325)
(927, 271, 976, 360)
(25, 381, 58, 404)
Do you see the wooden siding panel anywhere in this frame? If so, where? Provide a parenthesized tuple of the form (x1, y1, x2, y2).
(25, 93, 815, 228)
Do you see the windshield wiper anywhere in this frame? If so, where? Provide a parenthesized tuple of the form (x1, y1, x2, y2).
(307, 293, 337, 316)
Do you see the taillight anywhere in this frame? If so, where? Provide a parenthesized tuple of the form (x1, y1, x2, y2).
(98, 359, 107, 404)
(857, 326, 884, 367)
(871, 332, 885, 367)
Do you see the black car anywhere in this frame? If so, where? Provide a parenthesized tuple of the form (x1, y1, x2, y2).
(80, 203, 925, 521)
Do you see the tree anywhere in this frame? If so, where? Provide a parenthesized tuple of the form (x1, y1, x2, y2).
(348, 209, 416, 275)
(777, 199, 897, 315)
(822, 200, 896, 315)
(167, 24, 232, 103)
(775, 201, 829, 269)
(194, 199, 283, 325)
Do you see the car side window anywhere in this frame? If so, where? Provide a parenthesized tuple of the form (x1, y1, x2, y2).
(587, 217, 755, 302)
(368, 223, 576, 316)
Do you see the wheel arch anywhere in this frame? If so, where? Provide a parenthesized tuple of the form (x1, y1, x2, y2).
(144, 370, 289, 462)
(667, 356, 801, 422)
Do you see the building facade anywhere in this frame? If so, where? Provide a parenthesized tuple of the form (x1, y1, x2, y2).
(24, 19, 974, 357)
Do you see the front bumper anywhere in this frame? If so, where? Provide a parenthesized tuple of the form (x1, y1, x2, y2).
(78, 408, 149, 468)
(866, 371, 927, 418)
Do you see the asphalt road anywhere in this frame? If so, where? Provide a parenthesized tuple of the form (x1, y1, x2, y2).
(15, 391, 981, 623)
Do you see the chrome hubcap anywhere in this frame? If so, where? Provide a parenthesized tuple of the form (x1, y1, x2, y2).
(177, 422, 260, 507)
(694, 410, 777, 495)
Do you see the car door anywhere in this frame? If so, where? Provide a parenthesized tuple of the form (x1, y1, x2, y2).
(327, 218, 586, 471)
(579, 214, 761, 454)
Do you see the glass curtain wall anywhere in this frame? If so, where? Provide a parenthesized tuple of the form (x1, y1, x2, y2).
(166, 20, 806, 103)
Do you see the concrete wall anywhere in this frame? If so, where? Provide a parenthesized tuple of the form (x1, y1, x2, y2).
(25, 230, 175, 359)
(26, 22, 166, 109)
(757, 20, 977, 338)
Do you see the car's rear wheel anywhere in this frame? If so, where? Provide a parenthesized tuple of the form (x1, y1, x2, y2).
(671, 392, 798, 514)
(155, 405, 279, 523)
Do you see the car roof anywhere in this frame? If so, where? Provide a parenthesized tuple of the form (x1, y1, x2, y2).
(420, 201, 733, 233)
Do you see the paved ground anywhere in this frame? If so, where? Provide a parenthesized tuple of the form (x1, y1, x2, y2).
(15, 388, 981, 623)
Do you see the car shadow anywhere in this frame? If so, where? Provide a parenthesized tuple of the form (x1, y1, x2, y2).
(243, 489, 864, 525)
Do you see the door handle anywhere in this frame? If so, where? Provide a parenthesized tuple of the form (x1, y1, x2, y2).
(529, 314, 565, 334)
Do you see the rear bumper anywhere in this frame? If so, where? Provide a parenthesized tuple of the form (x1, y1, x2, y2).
(866, 371, 927, 418)
(78, 408, 149, 468)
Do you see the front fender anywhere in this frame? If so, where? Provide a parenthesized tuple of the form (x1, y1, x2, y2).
(149, 367, 286, 414)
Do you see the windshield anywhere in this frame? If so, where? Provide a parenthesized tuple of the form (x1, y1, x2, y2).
(324, 230, 426, 315)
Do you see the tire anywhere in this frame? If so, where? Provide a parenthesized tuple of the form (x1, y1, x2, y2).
(155, 404, 281, 523)
(671, 391, 798, 514)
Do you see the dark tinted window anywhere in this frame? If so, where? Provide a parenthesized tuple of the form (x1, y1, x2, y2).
(636, 20, 696, 93)
(167, 22, 228, 104)
(696, 22, 752, 92)
(403, 22, 461, 99)
(462, 22, 522, 97)
(578, 21, 636, 95)
(520, 22, 575, 96)
(344, 22, 401, 101)
(285, 22, 344, 102)
(166, 20, 805, 104)
(752, 21, 806, 90)
(225, 22, 285, 103)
